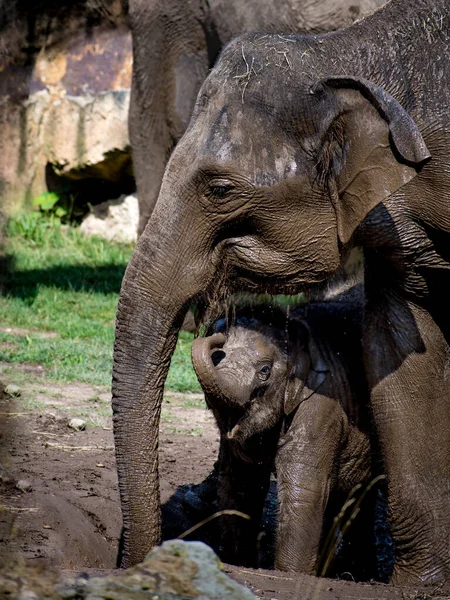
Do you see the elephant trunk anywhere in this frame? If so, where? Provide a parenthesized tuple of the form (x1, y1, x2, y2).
(112, 180, 216, 567)
(192, 333, 253, 413)
(191, 333, 228, 403)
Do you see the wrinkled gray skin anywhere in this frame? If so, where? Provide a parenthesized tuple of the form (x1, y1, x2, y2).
(191, 299, 374, 575)
(113, 0, 450, 582)
(129, 0, 386, 234)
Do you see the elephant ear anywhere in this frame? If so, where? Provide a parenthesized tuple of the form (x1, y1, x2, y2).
(315, 76, 431, 244)
(284, 320, 329, 416)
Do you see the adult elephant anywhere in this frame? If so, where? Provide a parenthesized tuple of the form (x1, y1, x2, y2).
(128, 0, 386, 234)
(113, 0, 450, 584)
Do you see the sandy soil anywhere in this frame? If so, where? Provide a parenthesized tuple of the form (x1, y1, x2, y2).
(0, 363, 448, 599)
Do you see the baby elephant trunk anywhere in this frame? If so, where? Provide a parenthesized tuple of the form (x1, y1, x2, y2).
(192, 333, 252, 410)
(191, 333, 228, 404)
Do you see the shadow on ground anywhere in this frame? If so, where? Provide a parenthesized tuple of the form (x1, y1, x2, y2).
(1, 258, 128, 301)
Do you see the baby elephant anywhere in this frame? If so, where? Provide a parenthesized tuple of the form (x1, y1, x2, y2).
(191, 291, 377, 576)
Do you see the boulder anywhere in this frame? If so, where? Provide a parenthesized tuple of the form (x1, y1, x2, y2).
(60, 541, 257, 600)
(0, 541, 257, 599)
(79, 194, 139, 244)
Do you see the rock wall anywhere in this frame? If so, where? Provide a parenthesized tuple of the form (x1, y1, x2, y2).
(0, 0, 132, 215)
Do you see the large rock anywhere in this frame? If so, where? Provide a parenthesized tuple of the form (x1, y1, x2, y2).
(80, 194, 139, 244)
(0, 4, 132, 214)
(63, 541, 257, 600)
(43, 90, 131, 179)
(0, 541, 257, 600)
(1, 88, 131, 212)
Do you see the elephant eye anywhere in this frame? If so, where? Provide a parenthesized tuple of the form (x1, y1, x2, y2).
(206, 182, 234, 199)
(258, 364, 272, 382)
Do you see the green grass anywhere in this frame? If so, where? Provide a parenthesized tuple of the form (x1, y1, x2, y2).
(0, 212, 201, 392)
(22, 396, 47, 412)
(165, 331, 202, 393)
(0, 365, 44, 388)
(180, 394, 206, 409)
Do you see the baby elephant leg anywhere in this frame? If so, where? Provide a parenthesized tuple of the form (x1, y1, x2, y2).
(217, 438, 272, 567)
(275, 396, 343, 573)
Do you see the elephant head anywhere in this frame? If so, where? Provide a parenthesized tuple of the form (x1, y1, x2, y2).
(191, 314, 289, 411)
(191, 310, 329, 463)
(112, 29, 429, 566)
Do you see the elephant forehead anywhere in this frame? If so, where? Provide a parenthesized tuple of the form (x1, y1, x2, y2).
(191, 100, 306, 187)
(226, 326, 279, 360)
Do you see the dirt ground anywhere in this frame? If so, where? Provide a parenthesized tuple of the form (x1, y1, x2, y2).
(0, 362, 448, 599)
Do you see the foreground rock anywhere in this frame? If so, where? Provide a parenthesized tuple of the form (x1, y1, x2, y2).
(68, 418, 87, 431)
(1, 548, 449, 600)
(0, 541, 256, 600)
(4, 384, 21, 397)
(62, 541, 256, 600)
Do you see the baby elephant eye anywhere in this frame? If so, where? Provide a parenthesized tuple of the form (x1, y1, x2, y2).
(258, 364, 272, 381)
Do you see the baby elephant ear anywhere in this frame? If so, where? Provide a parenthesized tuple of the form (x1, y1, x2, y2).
(284, 321, 328, 416)
(316, 76, 431, 244)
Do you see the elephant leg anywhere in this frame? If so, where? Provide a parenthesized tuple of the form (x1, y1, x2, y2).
(216, 438, 272, 567)
(275, 396, 343, 573)
(128, 0, 210, 235)
(364, 297, 450, 583)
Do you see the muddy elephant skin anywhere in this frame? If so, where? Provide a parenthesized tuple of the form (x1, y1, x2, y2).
(128, 0, 386, 234)
(191, 298, 376, 576)
(112, 0, 450, 582)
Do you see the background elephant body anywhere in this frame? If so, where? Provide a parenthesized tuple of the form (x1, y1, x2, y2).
(191, 291, 376, 576)
(113, 0, 450, 580)
(128, 0, 386, 233)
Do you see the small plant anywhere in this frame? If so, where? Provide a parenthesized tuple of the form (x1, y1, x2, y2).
(86, 395, 102, 404)
(32, 191, 61, 214)
(32, 191, 79, 222)
(189, 427, 203, 437)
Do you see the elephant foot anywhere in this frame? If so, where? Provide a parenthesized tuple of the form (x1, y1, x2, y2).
(390, 558, 450, 585)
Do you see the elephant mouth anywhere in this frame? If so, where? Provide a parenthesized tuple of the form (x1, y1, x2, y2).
(225, 268, 335, 298)
(223, 236, 338, 292)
